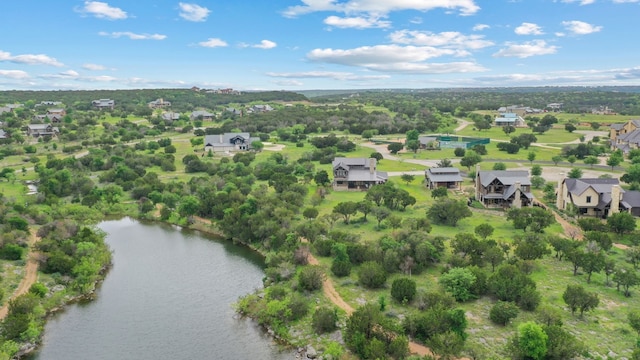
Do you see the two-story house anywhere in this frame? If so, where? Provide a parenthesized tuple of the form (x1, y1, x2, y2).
(556, 178, 640, 217)
(475, 166, 533, 208)
(610, 119, 640, 154)
(92, 99, 115, 110)
(332, 157, 388, 191)
(27, 124, 59, 137)
(203, 133, 260, 152)
(148, 98, 171, 109)
(425, 167, 463, 190)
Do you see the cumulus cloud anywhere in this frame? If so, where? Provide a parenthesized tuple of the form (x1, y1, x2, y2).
(473, 24, 490, 31)
(612, 0, 640, 3)
(40, 70, 80, 79)
(98, 31, 167, 40)
(178, 3, 210, 22)
(514, 22, 544, 35)
(307, 44, 486, 74)
(198, 38, 228, 48)
(240, 40, 277, 49)
(273, 80, 304, 86)
(266, 71, 390, 81)
(562, 20, 602, 34)
(83, 63, 106, 71)
(493, 40, 558, 58)
(389, 30, 494, 50)
(0, 50, 64, 67)
(560, 0, 595, 4)
(76, 1, 127, 20)
(324, 15, 391, 29)
(0, 70, 29, 79)
(283, 0, 480, 18)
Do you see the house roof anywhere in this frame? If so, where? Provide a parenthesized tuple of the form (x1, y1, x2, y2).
(617, 129, 640, 145)
(92, 99, 114, 106)
(622, 191, 640, 209)
(419, 136, 438, 145)
(332, 157, 375, 169)
(611, 123, 625, 130)
(478, 170, 531, 187)
(426, 167, 463, 183)
(191, 110, 214, 118)
(345, 169, 388, 182)
(204, 133, 258, 147)
(0, 129, 7, 138)
(564, 178, 620, 197)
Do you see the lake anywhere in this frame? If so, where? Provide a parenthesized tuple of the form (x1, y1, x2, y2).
(30, 218, 293, 360)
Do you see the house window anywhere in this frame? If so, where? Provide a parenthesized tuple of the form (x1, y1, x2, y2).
(586, 196, 592, 203)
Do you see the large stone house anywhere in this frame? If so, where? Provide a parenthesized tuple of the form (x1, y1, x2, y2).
(27, 124, 59, 137)
(556, 177, 640, 217)
(203, 133, 260, 152)
(332, 157, 388, 191)
(610, 119, 640, 154)
(92, 99, 115, 110)
(475, 166, 533, 208)
(148, 98, 171, 109)
(494, 113, 526, 127)
(425, 167, 463, 190)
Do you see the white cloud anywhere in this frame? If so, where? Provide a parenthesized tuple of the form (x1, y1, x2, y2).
(307, 44, 486, 74)
(83, 63, 106, 71)
(324, 15, 391, 29)
(248, 40, 278, 50)
(98, 31, 167, 40)
(0, 70, 29, 79)
(198, 38, 228, 48)
(389, 30, 494, 50)
(77, 1, 128, 20)
(562, 20, 602, 35)
(473, 24, 490, 31)
(493, 40, 558, 58)
(266, 71, 390, 81)
(85, 75, 118, 82)
(612, 0, 640, 3)
(178, 3, 210, 22)
(409, 17, 423, 24)
(514, 22, 544, 35)
(40, 70, 80, 79)
(561, 0, 595, 4)
(283, 0, 480, 18)
(0, 50, 64, 67)
(273, 80, 304, 86)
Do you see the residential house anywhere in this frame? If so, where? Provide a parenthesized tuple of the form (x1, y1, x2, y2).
(332, 157, 388, 191)
(592, 106, 617, 115)
(161, 112, 181, 121)
(497, 105, 542, 117)
(190, 110, 214, 121)
(36, 101, 62, 107)
(92, 99, 115, 110)
(148, 98, 171, 109)
(418, 136, 439, 149)
(225, 107, 242, 116)
(425, 167, 463, 190)
(494, 113, 526, 127)
(475, 166, 533, 208)
(0, 129, 7, 140)
(33, 114, 63, 123)
(556, 178, 640, 217)
(547, 103, 563, 112)
(0, 104, 23, 114)
(610, 119, 640, 153)
(47, 108, 66, 116)
(203, 133, 260, 152)
(27, 124, 59, 137)
(248, 104, 273, 113)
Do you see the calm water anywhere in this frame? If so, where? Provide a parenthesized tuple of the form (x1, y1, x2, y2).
(30, 218, 293, 360)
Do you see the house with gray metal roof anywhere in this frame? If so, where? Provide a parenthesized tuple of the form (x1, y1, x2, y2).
(92, 99, 115, 110)
(203, 133, 260, 153)
(332, 157, 388, 191)
(26, 124, 59, 137)
(190, 110, 214, 121)
(148, 98, 171, 109)
(494, 113, 525, 127)
(474, 166, 532, 208)
(425, 167, 463, 190)
(610, 119, 640, 153)
(556, 177, 640, 217)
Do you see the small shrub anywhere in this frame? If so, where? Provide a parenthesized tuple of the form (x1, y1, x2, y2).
(490, 301, 519, 325)
(391, 278, 417, 303)
(312, 307, 338, 334)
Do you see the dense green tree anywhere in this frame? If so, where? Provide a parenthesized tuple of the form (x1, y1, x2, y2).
(312, 306, 338, 334)
(298, 265, 324, 291)
(584, 155, 599, 168)
(474, 223, 494, 240)
(391, 278, 417, 303)
(507, 207, 555, 233)
(567, 167, 583, 179)
(372, 206, 391, 228)
(551, 155, 563, 165)
(387, 142, 403, 154)
(543, 324, 585, 360)
(439, 268, 477, 302)
(427, 198, 472, 226)
(512, 322, 548, 360)
(431, 186, 448, 199)
(563, 284, 599, 316)
(358, 261, 387, 289)
(492, 162, 506, 170)
(460, 150, 482, 170)
(607, 211, 637, 234)
(401, 173, 415, 184)
(614, 266, 639, 297)
(333, 201, 359, 224)
(489, 301, 519, 325)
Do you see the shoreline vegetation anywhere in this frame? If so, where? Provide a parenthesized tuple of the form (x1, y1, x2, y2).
(1, 88, 640, 359)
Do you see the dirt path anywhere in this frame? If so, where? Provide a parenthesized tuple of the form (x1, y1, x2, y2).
(305, 251, 436, 357)
(0, 230, 41, 320)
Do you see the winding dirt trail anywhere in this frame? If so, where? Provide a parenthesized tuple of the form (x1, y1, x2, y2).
(305, 251, 435, 357)
(0, 230, 41, 320)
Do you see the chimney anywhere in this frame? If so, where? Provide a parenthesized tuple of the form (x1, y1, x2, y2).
(556, 173, 565, 210)
(514, 181, 522, 208)
(611, 184, 621, 214)
(369, 158, 375, 174)
(474, 163, 482, 201)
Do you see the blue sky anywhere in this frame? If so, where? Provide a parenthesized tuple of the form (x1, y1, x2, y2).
(1, 0, 639, 91)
